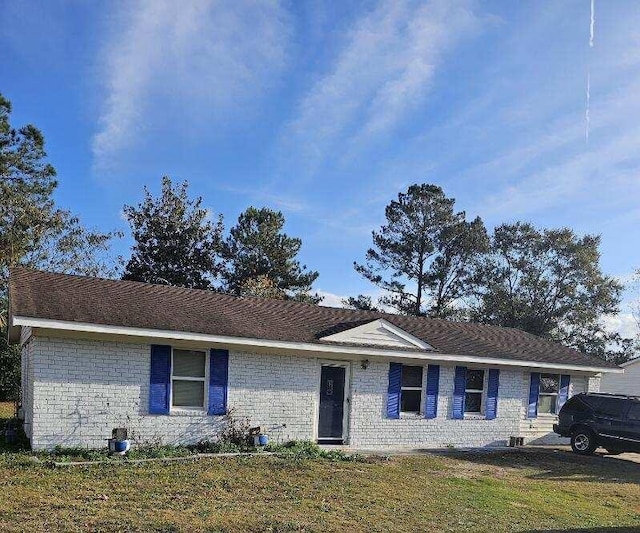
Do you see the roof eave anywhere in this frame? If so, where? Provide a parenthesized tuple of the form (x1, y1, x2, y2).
(12, 315, 623, 374)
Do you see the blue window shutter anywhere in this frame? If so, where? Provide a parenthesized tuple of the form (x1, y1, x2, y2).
(209, 349, 229, 415)
(453, 366, 466, 420)
(558, 374, 571, 411)
(486, 369, 500, 420)
(149, 345, 171, 415)
(425, 365, 440, 419)
(387, 363, 402, 419)
(528, 372, 541, 419)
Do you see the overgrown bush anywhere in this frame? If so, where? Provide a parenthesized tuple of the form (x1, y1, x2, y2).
(0, 340, 20, 402)
(268, 440, 364, 462)
(187, 440, 244, 454)
(0, 418, 29, 453)
(218, 409, 252, 447)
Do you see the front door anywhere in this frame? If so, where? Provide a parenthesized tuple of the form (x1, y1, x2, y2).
(318, 364, 347, 443)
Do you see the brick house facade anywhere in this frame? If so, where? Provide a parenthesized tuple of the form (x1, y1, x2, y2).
(10, 269, 616, 450)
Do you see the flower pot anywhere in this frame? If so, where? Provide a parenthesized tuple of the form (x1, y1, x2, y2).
(253, 434, 269, 447)
(108, 439, 131, 455)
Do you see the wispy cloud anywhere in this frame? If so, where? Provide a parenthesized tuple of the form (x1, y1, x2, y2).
(92, 0, 290, 172)
(316, 288, 392, 311)
(219, 184, 310, 214)
(602, 313, 638, 339)
(279, 0, 483, 177)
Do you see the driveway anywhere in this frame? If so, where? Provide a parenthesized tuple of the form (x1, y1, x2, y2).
(326, 443, 640, 464)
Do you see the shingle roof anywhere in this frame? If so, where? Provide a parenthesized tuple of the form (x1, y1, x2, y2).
(8, 268, 619, 369)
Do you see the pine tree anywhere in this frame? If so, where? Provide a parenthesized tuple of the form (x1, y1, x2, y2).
(354, 184, 488, 317)
(0, 93, 119, 400)
(122, 176, 225, 289)
(223, 207, 320, 303)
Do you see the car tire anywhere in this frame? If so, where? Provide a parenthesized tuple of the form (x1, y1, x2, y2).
(571, 428, 598, 455)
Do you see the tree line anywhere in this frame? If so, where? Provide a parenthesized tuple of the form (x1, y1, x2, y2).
(1, 93, 637, 399)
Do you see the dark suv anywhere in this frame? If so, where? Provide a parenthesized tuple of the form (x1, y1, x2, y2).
(554, 393, 640, 455)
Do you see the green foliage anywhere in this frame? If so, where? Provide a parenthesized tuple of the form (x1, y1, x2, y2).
(354, 184, 488, 317)
(188, 440, 245, 454)
(341, 294, 380, 311)
(223, 207, 320, 302)
(267, 440, 364, 462)
(8, 440, 364, 464)
(217, 408, 252, 447)
(0, 93, 119, 400)
(471, 222, 632, 362)
(122, 176, 225, 289)
(569, 328, 639, 365)
(0, 93, 118, 292)
(0, 339, 19, 401)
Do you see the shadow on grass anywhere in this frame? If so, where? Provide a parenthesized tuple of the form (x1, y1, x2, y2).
(525, 528, 640, 532)
(429, 447, 640, 485)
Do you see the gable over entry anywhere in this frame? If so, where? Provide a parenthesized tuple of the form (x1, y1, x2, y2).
(320, 319, 434, 351)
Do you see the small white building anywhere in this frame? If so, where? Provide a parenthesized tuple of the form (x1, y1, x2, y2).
(600, 358, 640, 396)
(7, 268, 622, 450)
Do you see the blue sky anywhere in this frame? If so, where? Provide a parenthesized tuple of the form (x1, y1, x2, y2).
(1, 0, 639, 335)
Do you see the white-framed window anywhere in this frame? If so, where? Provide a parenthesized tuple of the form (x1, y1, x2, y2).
(464, 369, 485, 414)
(538, 374, 560, 414)
(171, 349, 208, 410)
(400, 365, 423, 413)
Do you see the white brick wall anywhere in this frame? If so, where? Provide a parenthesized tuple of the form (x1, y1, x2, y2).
(23, 332, 602, 450)
(349, 363, 522, 448)
(27, 336, 318, 449)
(19, 326, 34, 440)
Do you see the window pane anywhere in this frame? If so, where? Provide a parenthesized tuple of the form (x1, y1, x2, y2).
(402, 365, 423, 388)
(401, 389, 422, 413)
(597, 398, 625, 418)
(628, 403, 640, 421)
(465, 392, 482, 413)
(466, 369, 484, 391)
(173, 350, 206, 378)
(172, 380, 205, 408)
(540, 374, 559, 394)
(539, 394, 557, 414)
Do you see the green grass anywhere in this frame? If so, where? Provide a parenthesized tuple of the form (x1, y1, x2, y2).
(0, 448, 638, 532)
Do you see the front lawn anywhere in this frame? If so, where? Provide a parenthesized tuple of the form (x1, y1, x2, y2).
(0, 448, 638, 532)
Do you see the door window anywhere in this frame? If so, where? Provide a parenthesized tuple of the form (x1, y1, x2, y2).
(538, 374, 560, 414)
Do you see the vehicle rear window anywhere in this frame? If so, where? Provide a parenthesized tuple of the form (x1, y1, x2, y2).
(596, 398, 626, 418)
(564, 397, 590, 413)
(627, 403, 640, 421)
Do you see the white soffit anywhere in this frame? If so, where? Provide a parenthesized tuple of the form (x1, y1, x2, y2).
(319, 319, 434, 350)
(10, 316, 622, 373)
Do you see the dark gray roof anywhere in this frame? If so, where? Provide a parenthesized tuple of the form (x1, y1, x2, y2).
(8, 268, 619, 369)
